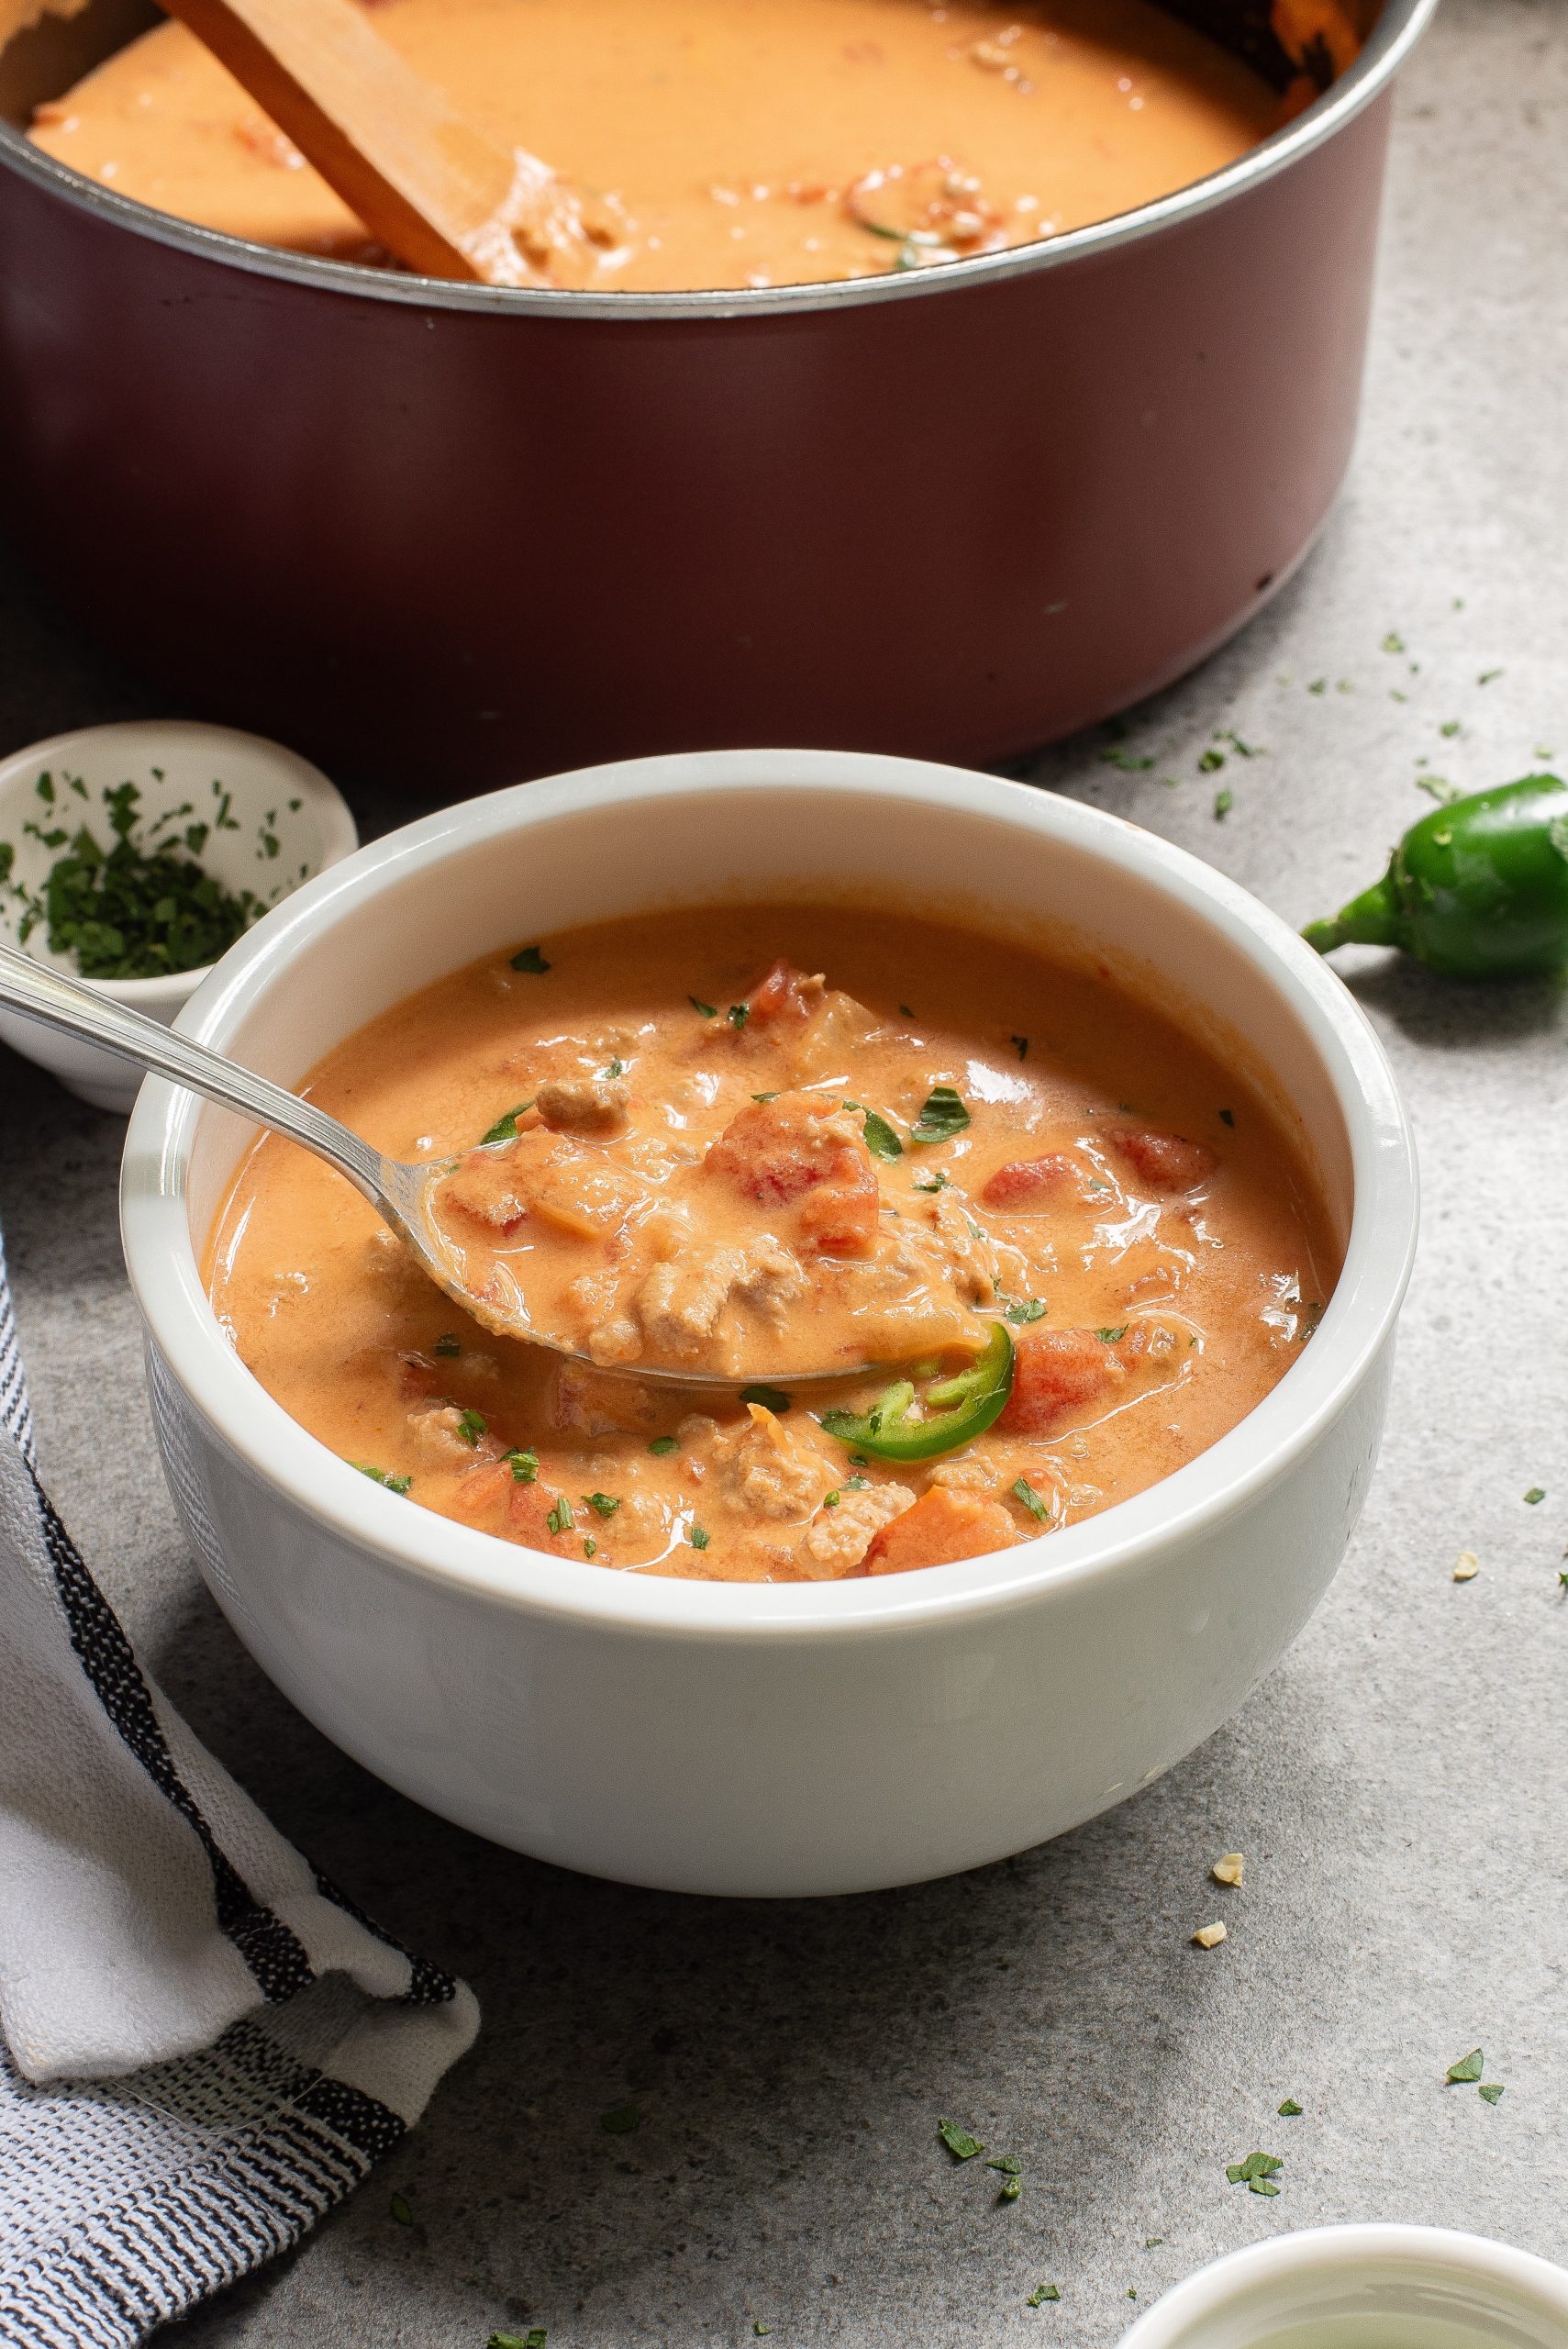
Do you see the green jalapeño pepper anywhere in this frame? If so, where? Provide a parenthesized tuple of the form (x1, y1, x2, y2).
(820, 1320, 1015, 1463)
(1303, 773, 1568, 980)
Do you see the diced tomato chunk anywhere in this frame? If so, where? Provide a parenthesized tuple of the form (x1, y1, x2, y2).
(706, 1091, 878, 1257)
(744, 959, 825, 1028)
(1109, 1126, 1215, 1192)
(862, 1486, 1018, 1574)
(998, 1327, 1126, 1436)
(980, 1152, 1089, 1211)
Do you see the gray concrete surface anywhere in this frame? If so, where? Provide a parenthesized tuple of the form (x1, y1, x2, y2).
(2, 1, 1565, 2339)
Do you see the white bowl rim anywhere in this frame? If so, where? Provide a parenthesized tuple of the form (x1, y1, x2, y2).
(120, 748, 1418, 1642)
(0, 718, 360, 1008)
(1118, 2222, 1568, 2345)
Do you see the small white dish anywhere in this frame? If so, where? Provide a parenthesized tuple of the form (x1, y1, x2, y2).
(1119, 2225, 1568, 2349)
(0, 719, 357, 1111)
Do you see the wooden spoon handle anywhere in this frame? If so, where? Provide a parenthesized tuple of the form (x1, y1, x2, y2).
(158, 0, 536, 284)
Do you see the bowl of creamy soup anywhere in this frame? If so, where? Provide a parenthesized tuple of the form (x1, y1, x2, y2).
(120, 749, 1417, 1896)
(0, 0, 1434, 786)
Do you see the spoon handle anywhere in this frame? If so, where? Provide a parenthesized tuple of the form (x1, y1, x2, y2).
(0, 940, 386, 1205)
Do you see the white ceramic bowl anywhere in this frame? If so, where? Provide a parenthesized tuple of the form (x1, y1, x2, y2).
(1118, 2225, 1568, 2349)
(0, 719, 358, 1111)
(120, 751, 1418, 1897)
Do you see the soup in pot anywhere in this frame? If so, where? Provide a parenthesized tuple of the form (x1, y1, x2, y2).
(206, 902, 1340, 1582)
(27, 0, 1348, 291)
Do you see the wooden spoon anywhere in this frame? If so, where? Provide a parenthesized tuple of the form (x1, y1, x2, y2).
(158, 0, 624, 286)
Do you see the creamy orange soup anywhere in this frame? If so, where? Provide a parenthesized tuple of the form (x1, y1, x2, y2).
(206, 905, 1339, 1583)
(28, 0, 1294, 291)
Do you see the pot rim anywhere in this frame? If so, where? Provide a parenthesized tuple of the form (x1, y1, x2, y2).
(120, 749, 1418, 1643)
(1, 0, 1437, 322)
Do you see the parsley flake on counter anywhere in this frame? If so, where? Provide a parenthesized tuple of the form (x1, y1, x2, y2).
(546, 1497, 573, 1535)
(1226, 2152, 1282, 2195)
(1026, 2285, 1060, 2307)
(1198, 749, 1226, 774)
(1145, 2237, 1164, 2249)
(1213, 787, 1235, 820)
(1004, 1298, 1046, 1326)
(1446, 2048, 1484, 2085)
(688, 1525, 710, 1551)
(986, 2156, 1022, 2200)
(507, 1449, 539, 1483)
(728, 1001, 751, 1030)
(1478, 2083, 1506, 2105)
(353, 1463, 412, 1496)
(481, 1101, 534, 1145)
(1013, 1477, 1050, 1524)
(911, 1085, 970, 1144)
(1524, 1487, 1546, 1506)
(740, 1383, 793, 1412)
(649, 1435, 679, 1456)
(432, 1333, 462, 1358)
(456, 1409, 487, 1447)
(1381, 630, 1407, 654)
(599, 2102, 640, 2132)
(1478, 668, 1504, 685)
(389, 2191, 414, 2225)
(1278, 2099, 1304, 2118)
(862, 1109, 904, 1162)
(1101, 749, 1154, 772)
(585, 1491, 621, 1517)
(689, 995, 718, 1018)
(487, 2332, 547, 2349)
(753, 2326, 771, 2338)
(510, 945, 550, 974)
(938, 2119, 985, 2161)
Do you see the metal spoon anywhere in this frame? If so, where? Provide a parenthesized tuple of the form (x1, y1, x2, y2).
(0, 940, 871, 1391)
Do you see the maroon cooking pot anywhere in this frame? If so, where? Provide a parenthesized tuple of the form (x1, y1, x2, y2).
(0, 0, 1434, 789)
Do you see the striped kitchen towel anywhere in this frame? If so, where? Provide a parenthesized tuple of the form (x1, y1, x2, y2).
(0, 1228, 479, 2346)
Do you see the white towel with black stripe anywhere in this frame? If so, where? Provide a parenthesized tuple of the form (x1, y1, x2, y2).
(0, 1229, 479, 2346)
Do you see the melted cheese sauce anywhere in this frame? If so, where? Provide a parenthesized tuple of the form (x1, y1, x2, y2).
(206, 903, 1340, 1583)
(29, 0, 1285, 290)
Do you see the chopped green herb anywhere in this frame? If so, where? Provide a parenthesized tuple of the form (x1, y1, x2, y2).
(1214, 787, 1235, 820)
(689, 995, 717, 1018)
(1446, 2048, 1484, 2085)
(34, 771, 54, 804)
(599, 2102, 640, 2133)
(688, 1525, 710, 1551)
(583, 1536, 596, 1558)
(823, 1490, 840, 1508)
(546, 1497, 573, 1535)
(1026, 2286, 1060, 2307)
(649, 1435, 679, 1456)
(1145, 2238, 1164, 2249)
(584, 1491, 621, 1517)
(1218, 1108, 1236, 1128)
(842, 1475, 870, 1492)
(913, 1172, 950, 1192)
(937, 2119, 984, 2161)
(1012, 1476, 1050, 1523)
(1478, 668, 1504, 685)
(1010, 1034, 1029, 1060)
(455, 1408, 487, 1447)
(1308, 678, 1328, 696)
(389, 2191, 414, 2225)
(998, 2174, 1021, 2202)
(602, 1057, 625, 1080)
(7, 777, 263, 979)
(1216, 729, 1260, 758)
(1524, 1487, 1546, 1506)
(432, 1333, 462, 1358)
(1478, 2083, 1506, 2105)
(740, 1383, 793, 1412)
(1102, 749, 1154, 772)
(481, 1101, 533, 1145)
(910, 1085, 971, 1144)
(354, 1462, 412, 1496)
(510, 945, 550, 974)
(728, 1002, 751, 1030)
(1094, 1326, 1128, 1343)
(1226, 2152, 1283, 2197)
(1004, 1298, 1046, 1326)
(1277, 2099, 1304, 2118)
(487, 2333, 547, 2349)
(1382, 630, 1407, 654)
(751, 1090, 779, 1104)
(986, 2155, 1020, 2176)
(1440, 719, 1462, 739)
(754, 2329, 771, 2339)
(862, 1109, 904, 1162)
(898, 1003, 916, 1019)
(1198, 749, 1226, 774)
(506, 1450, 539, 1484)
